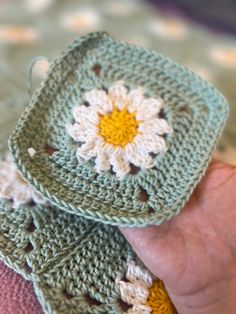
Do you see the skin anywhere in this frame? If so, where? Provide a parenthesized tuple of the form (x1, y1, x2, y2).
(120, 160, 236, 314)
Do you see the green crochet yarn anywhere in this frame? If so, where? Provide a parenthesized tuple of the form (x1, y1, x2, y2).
(0, 198, 134, 314)
(9, 32, 229, 227)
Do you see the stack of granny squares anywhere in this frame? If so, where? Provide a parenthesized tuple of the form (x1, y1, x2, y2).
(0, 32, 229, 314)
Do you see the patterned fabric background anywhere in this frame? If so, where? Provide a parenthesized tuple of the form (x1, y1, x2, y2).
(148, 0, 236, 35)
(0, 0, 235, 166)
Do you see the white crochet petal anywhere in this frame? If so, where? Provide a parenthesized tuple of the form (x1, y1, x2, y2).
(95, 151, 111, 172)
(127, 87, 144, 113)
(134, 133, 167, 154)
(67, 123, 97, 142)
(124, 142, 137, 158)
(97, 99, 113, 115)
(116, 260, 155, 314)
(76, 138, 98, 161)
(85, 89, 113, 114)
(102, 143, 120, 157)
(124, 137, 153, 167)
(73, 105, 99, 125)
(84, 89, 109, 107)
(108, 81, 128, 110)
(136, 97, 163, 121)
(110, 145, 123, 157)
(118, 281, 149, 306)
(67, 123, 85, 142)
(126, 152, 154, 169)
(126, 261, 153, 288)
(109, 148, 130, 178)
(12, 187, 32, 209)
(139, 118, 173, 135)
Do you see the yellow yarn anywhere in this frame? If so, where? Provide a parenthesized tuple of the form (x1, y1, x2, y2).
(98, 108, 139, 147)
(146, 280, 177, 314)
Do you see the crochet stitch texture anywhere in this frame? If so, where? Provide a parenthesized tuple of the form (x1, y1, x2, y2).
(9, 32, 229, 226)
(0, 198, 135, 314)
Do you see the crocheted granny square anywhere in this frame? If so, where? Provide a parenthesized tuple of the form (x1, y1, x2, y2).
(0, 198, 178, 314)
(9, 32, 229, 226)
(0, 152, 177, 313)
(0, 198, 130, 314)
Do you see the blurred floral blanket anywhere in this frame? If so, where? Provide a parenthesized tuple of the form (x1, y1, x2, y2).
(0, 0, 235, 164)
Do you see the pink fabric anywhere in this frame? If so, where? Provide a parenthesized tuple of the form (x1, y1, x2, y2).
(0, 261, 42, 314)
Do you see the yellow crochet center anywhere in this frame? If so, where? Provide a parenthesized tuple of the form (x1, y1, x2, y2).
(147, 280, 177, 314)
(98, 108, 139, 147)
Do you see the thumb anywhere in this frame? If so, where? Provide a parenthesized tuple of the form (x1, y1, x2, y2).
(119, 223, 172, 278)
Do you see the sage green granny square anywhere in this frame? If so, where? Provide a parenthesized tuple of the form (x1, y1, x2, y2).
(9, 32, 229, 226)
(0, 198, 134, 314)
(0, 152, 177, 314)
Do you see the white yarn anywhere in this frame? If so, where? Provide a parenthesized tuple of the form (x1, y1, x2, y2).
(117, 261, 154, 314)
(28, 147, 36, 157)
(0, 152, 46, 208)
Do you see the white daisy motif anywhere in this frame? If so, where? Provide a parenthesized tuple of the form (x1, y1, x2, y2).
(24, 0, 54, 13)
(117, 261, 177, 314)
(117, 261, 153, 313)
(0, 25, 39, 44)
(61, 8, 101, 33)
(67, 81, 172, 178)
(104, 2, 137, 17)
(209, 45, 236, 68)
(0, 153, 46, 209)
(149, 18, 187, 40)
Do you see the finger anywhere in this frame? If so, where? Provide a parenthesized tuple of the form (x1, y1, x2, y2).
(119, 223, 171, 277)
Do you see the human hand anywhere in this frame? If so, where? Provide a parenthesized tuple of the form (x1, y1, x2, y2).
(120, 160, 236, 314)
